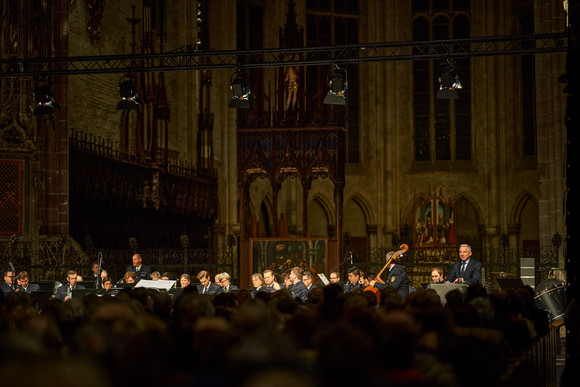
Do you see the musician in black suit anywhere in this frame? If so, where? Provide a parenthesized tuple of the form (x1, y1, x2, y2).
(89, 262, 100, 279)
(369, 251, 410, 299)
(217, 272, 240, 293)
(196, 270, 221, 295)
(126, 253, 152, 281)
(263, 270, 281, 292)
(303, 271, 315, 293)
(101, 277, 118, 296)
(16, 271, 41, 293)
(446, 244, 482, 285)
(344, 266, 364, 293)
(251, 273, 267, 298)
(289, 267, 309, 302)
(329, 270, 345, 290)
(1, 270, 16, 296)
(55, 270, 86, 301)
(180, 273, 192, 288)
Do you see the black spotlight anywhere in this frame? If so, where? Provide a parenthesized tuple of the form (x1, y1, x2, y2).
(33, 81, 60, 115)
(229, 69, 255, 109)
(117, 75, 144, 110)
(324, 65, 348, 105)
(437, 60, 462, 99)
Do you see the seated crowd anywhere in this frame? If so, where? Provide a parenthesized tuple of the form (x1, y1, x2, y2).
(0, 255, 555, 387)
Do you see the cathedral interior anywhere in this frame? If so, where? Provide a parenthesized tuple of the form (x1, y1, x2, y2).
(0, 0, 577, 292)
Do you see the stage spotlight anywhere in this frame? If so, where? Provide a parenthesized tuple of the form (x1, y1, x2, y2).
(33, 81, 60, 115)
(117, 75, 144, 110)
(324, 65, 348, 105)
(229, 69, 255, 109)
(437, 60, 462, 99)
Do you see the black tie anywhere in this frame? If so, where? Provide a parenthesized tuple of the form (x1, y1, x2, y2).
(460, 262, 466, 276)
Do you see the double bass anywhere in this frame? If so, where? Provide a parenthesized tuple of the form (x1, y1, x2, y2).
(374, 244, 409, 284)
(364, 244, 409, 301)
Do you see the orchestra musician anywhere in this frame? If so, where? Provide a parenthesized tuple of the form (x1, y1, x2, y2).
(344, 266, 364, 293)
(369, 250, 410, 299)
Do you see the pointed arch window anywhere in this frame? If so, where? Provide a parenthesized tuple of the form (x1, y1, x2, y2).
(412, 1, 471, 164)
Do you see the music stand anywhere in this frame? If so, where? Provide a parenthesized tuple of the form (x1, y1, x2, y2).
(317, 274, 330, 286)
(30, 291, 54, 310)
(32, 281, 59, 292)
(135, 279, 176, 291)
(72, 288, 100, 299)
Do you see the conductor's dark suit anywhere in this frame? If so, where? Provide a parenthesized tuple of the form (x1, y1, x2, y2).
(447, 258, 481, 285)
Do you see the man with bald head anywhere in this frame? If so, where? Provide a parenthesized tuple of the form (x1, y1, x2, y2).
(126, 253, 152, 281)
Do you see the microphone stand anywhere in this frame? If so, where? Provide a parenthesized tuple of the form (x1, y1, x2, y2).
(8, 261, 17, 292)
(314, 251, 352, 287)
(96, 251, 103, 290)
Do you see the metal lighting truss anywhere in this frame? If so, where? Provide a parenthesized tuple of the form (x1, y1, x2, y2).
(0, 33, 567, 77)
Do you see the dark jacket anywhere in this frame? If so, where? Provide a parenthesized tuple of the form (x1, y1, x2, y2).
(125, 264, 153, 281)
(18, 283, 41, 293)
(290, 280, 309, 302)
(373, 264, 410, 299)
(220, 284, 240, 293)
(197, 281, 221, 295)
(344, 281, 363, 293)
(55, 283, 86, 301)
(447, 259, 482, 285)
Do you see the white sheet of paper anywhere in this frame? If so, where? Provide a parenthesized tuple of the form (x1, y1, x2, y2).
(318, 273, 330, 285)
(135, 279, 176, 291)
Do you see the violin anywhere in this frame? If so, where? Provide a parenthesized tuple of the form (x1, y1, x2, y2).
(374, 244, 409, 284)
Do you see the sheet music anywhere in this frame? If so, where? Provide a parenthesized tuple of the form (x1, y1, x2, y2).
(135, 279, 176, 291)
(318, 273, 330, 286)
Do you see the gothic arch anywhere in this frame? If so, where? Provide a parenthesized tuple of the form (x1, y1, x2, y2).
(455, 193, 484, 225)
(309, 193, 335, 226)
(345, 193, 375, 226)
(510, 191, 537, 225)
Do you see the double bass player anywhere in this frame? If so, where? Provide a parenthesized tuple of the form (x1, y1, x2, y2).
(368, 245, 410, 299)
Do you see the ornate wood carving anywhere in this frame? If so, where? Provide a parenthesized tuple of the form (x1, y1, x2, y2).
(87, 0, 106, 40)
(70, 130, 218, 221)
(0, 160, 23, 235)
